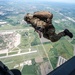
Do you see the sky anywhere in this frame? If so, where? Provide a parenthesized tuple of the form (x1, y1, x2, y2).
(46, 0, 75, 3)
(33, 0, 75, 4)
(0, 0, 75, 4)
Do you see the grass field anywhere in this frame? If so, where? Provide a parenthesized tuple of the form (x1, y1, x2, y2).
(43, 38, 74, 69)
(0, 29, 49, 72)
(0, 28, 74, 74)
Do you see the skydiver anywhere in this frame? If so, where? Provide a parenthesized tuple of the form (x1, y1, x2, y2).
(24, 11, 73, 42)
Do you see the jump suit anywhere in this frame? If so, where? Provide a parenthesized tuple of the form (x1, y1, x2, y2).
(24, 13, 65, 42)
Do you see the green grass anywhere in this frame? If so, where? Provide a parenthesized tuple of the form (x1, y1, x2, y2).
(22, 65, 37, 75)
(32, 45, 46, 57)
(0, 52, 39, 69)
(0, 53, 6, 56)
(53, 39, 73, 59)
(18, 29, 35, 49)
(22, 59, 41, 75)
(0, 25, 74, 71)
(8, 52, 18, 55)
(48, 38, 73, 69)
(0, 24, 25, 30)
(43, 42, 53, 53)
(71, 38, 75, 44)
(32, 38, 73, 69)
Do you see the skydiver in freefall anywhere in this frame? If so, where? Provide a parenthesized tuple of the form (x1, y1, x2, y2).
(24, 11, 73, 42)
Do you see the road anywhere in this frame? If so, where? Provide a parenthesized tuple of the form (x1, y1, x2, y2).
(0, 27, 33, 32)
(0, 50, 37, 59)
(38, 35, 53, 71)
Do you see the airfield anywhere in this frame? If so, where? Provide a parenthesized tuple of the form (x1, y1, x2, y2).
(0, 28, 53, 75)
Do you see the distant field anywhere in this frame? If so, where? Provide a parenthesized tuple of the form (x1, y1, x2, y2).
(22, 65, 37, 75)
(0, 29, 48, 71)
(0, 1, 75, 75)
(0, 29, 74, 70)
(43, 38, 74, 69)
